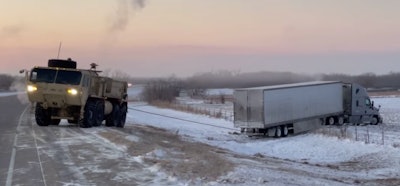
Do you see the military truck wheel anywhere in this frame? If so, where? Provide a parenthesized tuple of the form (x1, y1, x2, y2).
(106, 103, 121, 127)
(80, 99, 98, 128)
(35, 104, 50, 126)
(116, 103, 127, 128)
(92, 100, 104, 127)
(51, 119, 61, 125)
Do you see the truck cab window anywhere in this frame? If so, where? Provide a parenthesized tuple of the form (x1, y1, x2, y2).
(365, 98, 371, 106)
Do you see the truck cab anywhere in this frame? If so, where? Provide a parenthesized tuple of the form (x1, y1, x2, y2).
(343, 83, 382, 125)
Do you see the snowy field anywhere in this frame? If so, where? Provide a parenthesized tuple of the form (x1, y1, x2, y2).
(126, 88, 400, 183)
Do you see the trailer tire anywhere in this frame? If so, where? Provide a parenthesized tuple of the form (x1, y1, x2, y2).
(35, 103, 50, 126)
(337, 117, 344, 125)
(282, 125, 289, 137)
(275, 127, 282, 138)
(327, 117, 335, 125)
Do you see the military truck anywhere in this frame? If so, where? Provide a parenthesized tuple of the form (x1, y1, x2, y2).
(23, 58, 128, 128)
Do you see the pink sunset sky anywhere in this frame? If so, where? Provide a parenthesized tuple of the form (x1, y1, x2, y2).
(1, 0, 400, 77)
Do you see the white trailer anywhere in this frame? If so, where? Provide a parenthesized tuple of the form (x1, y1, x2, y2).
(234, 81, 382, 137)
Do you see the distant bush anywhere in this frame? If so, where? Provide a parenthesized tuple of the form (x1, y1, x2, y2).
(142, 77, 181, 103)
(0, 74, 17, 91)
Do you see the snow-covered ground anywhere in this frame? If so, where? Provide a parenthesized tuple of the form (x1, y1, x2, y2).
(127, 95, 400, 184)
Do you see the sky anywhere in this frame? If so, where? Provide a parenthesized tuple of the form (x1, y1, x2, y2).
(1, 0, 400, 77)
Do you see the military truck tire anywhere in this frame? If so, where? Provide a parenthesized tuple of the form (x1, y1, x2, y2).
(80, 99, 98, 128)
(51, 119, 61, 125)
(116, 103, 127, 128)
(106, 103, 121, 127)
(48, 59, 77, 69)
(92, 100, 104, 127)
(35, 104, 50, 126)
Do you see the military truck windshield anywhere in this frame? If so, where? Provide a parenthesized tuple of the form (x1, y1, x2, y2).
(30, 68, 82, 85)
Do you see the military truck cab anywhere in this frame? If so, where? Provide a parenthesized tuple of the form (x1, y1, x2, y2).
(25, 58, 128, 128)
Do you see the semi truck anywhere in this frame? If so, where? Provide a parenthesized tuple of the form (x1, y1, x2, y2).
(233, 81, 382, 137)
(23, 58, 128, 128)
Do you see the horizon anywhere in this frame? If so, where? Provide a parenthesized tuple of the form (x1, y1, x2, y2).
(1, 0, 400, 77)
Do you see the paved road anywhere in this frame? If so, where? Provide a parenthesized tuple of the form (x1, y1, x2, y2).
(0, 95, 38, 186)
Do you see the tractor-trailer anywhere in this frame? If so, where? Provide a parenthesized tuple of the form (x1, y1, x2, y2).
(233, 81, 382, 137)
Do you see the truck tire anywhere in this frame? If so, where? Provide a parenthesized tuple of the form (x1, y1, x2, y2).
(282, 125, 289, 137)
(35, 103, 50, 126)
(48, 59, 77, 69)
(81, 99, 102, 128)
(337, 117, 344, 125)
(327, 117, 335, 125)
(106, 103, 120, 127)
(93, 100, 104, 127)
(371, 116, 378, 125)
(275, 127, 282, 138)
(116, 103, 127, 128)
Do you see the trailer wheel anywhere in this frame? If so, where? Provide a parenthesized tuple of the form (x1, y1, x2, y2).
(275, 127, 282, 138)
(282, 125, 289, 137)
(337, 117, 344, 125)
(35, 103, 50, 126)
(327, 117, 335, 125)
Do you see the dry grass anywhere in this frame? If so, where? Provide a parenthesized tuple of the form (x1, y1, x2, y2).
(150, 100, 224, 119)
(314, 126, 353, 140)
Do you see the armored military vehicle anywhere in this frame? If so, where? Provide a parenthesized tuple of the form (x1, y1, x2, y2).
(24, 58, 128, 128)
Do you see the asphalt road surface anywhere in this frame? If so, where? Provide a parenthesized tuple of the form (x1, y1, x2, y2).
(0, 95, 234, 186)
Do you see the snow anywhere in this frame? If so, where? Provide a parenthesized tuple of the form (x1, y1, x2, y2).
(0, 91, 21, 97)
(126, 96, 400, 183)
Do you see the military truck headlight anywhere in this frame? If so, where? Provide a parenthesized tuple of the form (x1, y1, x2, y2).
(27, 85, 37, 92)
(67, 88, 78, 95)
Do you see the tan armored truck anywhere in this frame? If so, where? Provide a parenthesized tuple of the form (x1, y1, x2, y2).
(24, 58, 128, 128)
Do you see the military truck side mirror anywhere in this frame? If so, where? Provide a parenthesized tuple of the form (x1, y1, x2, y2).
(372, 101, 374, 107)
